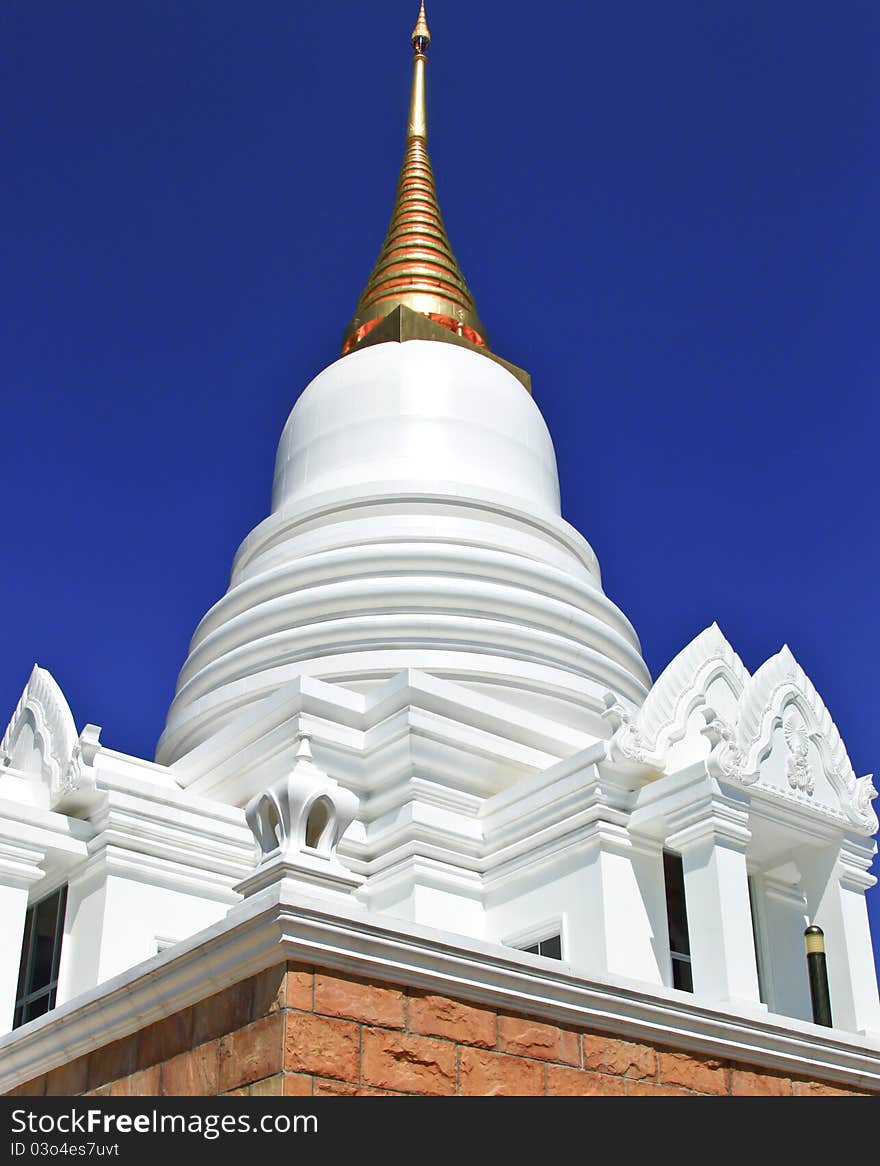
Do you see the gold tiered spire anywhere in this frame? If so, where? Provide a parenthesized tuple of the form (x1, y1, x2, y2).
(341, 2, 489, 354)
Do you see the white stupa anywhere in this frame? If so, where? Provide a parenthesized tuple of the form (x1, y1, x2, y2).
(0, 1, 877, 1097)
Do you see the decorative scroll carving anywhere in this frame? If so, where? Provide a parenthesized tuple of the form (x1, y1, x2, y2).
(54, 724, 103, 814)
(700, 708, 749, 784)
(601, 693, 663, 770)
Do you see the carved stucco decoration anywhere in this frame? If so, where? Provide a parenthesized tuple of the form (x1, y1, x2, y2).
(636, 623, 748, 758)
(602, 624, 746, 774)
(700, 708, 749, 784)
(55, 723, 103, 814)
(601, 693, 663, 770)
(0, 664, 78, 799)
(735, 645, 876, 834)
(783, 716, 814, 796)
(604, 626, 876, 836)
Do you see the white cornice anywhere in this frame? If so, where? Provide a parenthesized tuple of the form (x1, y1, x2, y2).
(1, 884, 878, 1093)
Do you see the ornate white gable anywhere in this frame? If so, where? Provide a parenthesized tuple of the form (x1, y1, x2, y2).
(732, 645, 876, 833)
(605, 631, 876, 836)
(0, 665, 78, 797)
(604, 623, 747, 772)
(638, 623, 747, 757)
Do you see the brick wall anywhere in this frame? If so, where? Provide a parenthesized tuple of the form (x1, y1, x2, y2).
(5, 962, 873, 1097)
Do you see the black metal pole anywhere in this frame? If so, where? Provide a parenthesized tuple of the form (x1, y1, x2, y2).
(804, 924, 833, 1027)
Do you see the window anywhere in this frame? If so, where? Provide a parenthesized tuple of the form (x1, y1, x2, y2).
(521, 934, 562, 960)
(747, 877, 767, 1004)
(14, 886, 67, 1028)
(663, 852, 693, 992)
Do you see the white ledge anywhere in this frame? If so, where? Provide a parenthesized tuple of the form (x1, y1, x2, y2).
(1, 884, 878, 1093)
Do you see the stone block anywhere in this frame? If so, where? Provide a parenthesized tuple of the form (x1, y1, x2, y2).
(458, 1048, 544, 1096)
(161, 1042, 219, 1095)
(284, 1011, 359, 1082)
(582, 1033, 657, 1080)
(407, 991, 496, 1047)
(314, 972, 404, 1029)
(218, 1013, 284, 1093)
(658, 1050, 729, 1095)
(545, 1065, 625, 1096)
(497, 1015, 579, 1065)
(45, 1055, 89, 1096)
(89, 1037, 138, 1090)
(361, 1028, 455, 1096)
(730, 1067, 792, 1096)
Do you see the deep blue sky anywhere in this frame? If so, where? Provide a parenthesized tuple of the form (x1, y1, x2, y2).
(3, 3, 879, 966)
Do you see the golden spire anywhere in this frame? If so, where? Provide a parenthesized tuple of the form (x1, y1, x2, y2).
(341, 2, 489, 355)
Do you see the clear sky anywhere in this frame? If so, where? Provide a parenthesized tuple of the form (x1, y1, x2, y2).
(3, 2, 879, 969)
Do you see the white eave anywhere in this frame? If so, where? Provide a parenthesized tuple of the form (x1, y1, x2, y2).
(0, 882, 878, 1093)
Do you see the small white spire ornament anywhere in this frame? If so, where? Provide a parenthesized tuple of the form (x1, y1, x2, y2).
(235, 733, 362, 899)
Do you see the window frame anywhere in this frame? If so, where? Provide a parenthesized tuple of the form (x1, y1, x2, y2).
(505, 918, 565, 961)
(13, 884, 68, 1029)
(662, 850, 693, 993)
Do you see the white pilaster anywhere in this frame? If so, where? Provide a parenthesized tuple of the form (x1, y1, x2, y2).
(667, 790, 762, 1009)
(752, 871, 811, 1021)
(591, 826, 667, 984)
(800, 840, 880, 1035)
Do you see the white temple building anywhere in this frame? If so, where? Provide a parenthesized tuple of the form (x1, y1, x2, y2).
(1, 4, 878, 1096)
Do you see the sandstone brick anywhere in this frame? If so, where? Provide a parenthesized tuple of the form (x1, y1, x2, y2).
(658, 1050, 729, 1095)
(582, 1034, 656, 1080)
(284, 1011, 359, 1082)
(546, 1065, 625, 1096)
(793, 1080, 864, 1097)
(161, 1042, 219, 1095)
(192, 981, 253, 1045)
(251, 966, 287, 1018)
(283, 1073, 313, 1096)
(407, 991, 496, 1047)
(89, 1037, 138, 1089)
(10, 1075, 46, 1096)
(731, 1068, 793, 1096)
(314, 972, 404, 1029)
(458, 1048, 544, 1096)
(248, 1074, 284, 1096)
(219, 1012, 284, 1093)
(284, 962, 314, 1012)
(497, 1015, 579, 1065)
(110, 1067, 160, 1097)
(626, 1080, 695, 1097)
(314, 1077, 399, 1096)
(361, 1028, 456, 1096)
(138, 1010, 193, 1070)
(45, 1055, 89, 1096)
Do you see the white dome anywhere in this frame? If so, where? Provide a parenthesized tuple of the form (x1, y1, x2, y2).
(271, 342, 561, 517)
(157, 340, 650, 765)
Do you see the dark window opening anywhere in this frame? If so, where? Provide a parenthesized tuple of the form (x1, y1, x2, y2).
(521, 934, 562, 960)
(14, 885, 67, 1029)
(747, 877, 766, 1004)
(663, 852, 693, 993)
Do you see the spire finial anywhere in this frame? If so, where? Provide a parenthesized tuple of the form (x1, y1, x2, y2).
(407, 2, 430, 141)
(340, 1, 491, 359)
(411, 1, 431, 53)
